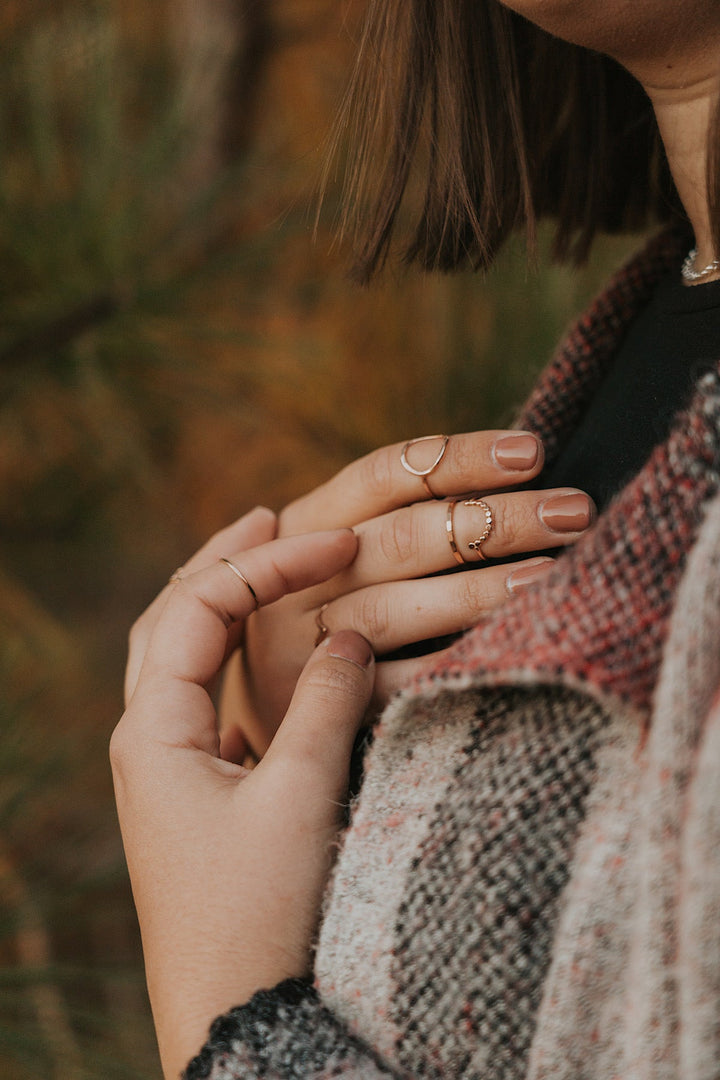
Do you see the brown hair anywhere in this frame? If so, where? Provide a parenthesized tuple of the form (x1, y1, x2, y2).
(329, 0, 710, 282)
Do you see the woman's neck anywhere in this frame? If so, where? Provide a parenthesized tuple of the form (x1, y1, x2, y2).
(630, 40, 720, 282)
(497, 2, 720, 279)
(646, 72, 719, 278)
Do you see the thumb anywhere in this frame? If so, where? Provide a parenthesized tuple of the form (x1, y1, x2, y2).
(261, 630, 374, 802)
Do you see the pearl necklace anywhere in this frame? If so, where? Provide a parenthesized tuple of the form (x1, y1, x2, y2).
(681, 247, 720, 283)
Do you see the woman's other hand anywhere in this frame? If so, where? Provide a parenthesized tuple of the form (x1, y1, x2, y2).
(112, 515, 374, 1079)
(231, 431, 596, 755)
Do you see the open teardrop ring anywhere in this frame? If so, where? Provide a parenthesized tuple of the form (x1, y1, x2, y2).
(400, 434, 450, 498)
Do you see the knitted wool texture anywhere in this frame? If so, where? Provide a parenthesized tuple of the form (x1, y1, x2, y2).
(185, 232, 720, 1079)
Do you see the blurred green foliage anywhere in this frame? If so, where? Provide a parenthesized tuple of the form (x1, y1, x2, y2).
(0, 1, 246, 542)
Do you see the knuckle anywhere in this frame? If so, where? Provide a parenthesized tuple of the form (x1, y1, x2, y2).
(303, 660, 368, 706)
(378, 508, 416, 565)
(491, 497, 533, 548)
(456, 568, 484, 612)
(358, 446, 396, 502)
(448, 438, 476, 486)
(267, 554, 292, 596)
(354, 590, 390, 645)
(456, 568, 495, 616)
(194, 583, 233, 629)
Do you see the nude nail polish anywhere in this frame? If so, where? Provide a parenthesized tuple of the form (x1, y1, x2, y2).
(539, 492, 594, 532)
(326, 630, 374, 669)
(493, 433, 540, 471)
(506, 558, 554, 596)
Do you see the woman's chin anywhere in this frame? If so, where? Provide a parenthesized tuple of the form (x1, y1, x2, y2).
(497, 0, 720, 78)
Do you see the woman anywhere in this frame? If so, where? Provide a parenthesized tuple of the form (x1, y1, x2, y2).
(112, 1, 720, 1077)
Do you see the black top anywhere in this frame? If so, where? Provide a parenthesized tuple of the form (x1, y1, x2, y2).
(542, 272, 720, 511)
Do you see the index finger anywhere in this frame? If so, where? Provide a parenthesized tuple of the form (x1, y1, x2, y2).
(280, 429, 543, 534)
(136, 528, 358, 695)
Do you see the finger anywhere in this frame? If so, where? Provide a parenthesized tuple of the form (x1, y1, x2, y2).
(173, 505, 278, 579)
(125, 507, 278, 703)
(315, 487, 594, 600)
(261, 631, 374, 803)
(280, 430, 544, 533)
(320, 556, 554, 654)
(130, 530, 358, 749)
(144, 529, 358, 685)
(372, 650, 454, 709)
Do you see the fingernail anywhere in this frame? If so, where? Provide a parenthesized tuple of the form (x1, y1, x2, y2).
(506, 557, 554, 596)
(492, 433, 540, 471)
(539, 492, 595, 532)
(326, 630, 373, 670)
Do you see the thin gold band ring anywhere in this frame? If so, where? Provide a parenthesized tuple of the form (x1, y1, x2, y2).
(219, 557, 260, 610)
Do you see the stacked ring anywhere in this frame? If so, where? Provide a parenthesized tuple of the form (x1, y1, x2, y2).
(445, 501, 465, 565)
(446, 497, 494, 564)
(464, 498, 494, 561)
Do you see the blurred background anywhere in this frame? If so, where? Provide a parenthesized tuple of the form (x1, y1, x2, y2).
(0, 1, 640, 1076)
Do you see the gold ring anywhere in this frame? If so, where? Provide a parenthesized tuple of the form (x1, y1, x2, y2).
(445, 497, 494, 564)
(219, 557, 260, 610)
(464, 498, 493, 561)
(169, 566, 185, 585)
(400, 434, 449, 498)
(314, 602, 330, 647)
(445, 500, 465, 565)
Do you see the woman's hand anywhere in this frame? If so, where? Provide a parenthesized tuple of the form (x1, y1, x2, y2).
(112, 513, 375, 1079)
(232, 430, 596, 754)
